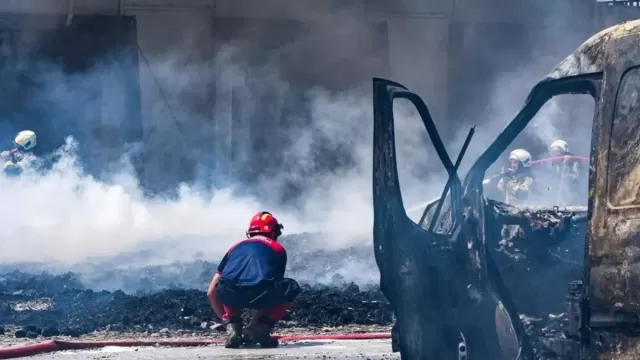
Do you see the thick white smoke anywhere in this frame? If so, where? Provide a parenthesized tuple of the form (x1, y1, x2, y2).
(0, 1, 609, 292)
(0, 52, 439, 271)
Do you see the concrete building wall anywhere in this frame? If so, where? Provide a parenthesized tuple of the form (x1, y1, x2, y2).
(0, 0, 635, 188)
(0, 0, 453, 124)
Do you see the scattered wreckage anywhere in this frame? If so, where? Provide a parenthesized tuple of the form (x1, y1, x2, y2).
(373, 19, 640, 360)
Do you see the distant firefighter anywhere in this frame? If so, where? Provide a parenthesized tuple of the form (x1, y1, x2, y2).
(548, 139, 581, 205)
(1, 130, 37, 176)
(207, 211, 300, 349)
(497, 149, 534, 205)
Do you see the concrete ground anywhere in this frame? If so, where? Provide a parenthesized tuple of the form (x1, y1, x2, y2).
(27, 339, 400, 359)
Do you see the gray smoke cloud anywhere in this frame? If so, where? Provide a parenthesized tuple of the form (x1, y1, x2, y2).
(0, 1, 619, 292)
(441, 1, 599, 208)
(0, 4, 443, 292)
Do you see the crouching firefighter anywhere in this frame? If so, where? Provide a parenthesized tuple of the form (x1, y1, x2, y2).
(497, 149, 534, 205)
(0, 130, 37, 176)
(207, 211, 301, 349)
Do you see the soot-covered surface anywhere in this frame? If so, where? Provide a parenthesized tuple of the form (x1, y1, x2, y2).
(0, 271, 392, 338)
(0, 224, 584, 358)
(488, 200, 586, 315)
(0, 270, 568, 358)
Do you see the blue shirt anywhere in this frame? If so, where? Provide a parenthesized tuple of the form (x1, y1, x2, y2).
(217, 236, 287, 287)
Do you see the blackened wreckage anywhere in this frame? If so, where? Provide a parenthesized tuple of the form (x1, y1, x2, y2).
(373, 19, 640, 360)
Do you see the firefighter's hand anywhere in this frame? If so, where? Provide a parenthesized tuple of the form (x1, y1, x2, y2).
(500, 169, 513, 178)
(1, 149, 18, 158)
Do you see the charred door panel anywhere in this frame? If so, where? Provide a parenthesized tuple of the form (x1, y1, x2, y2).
(372, 77, 463, 359)
(588, 32, 640, 358)
(373, 78, 532, 360)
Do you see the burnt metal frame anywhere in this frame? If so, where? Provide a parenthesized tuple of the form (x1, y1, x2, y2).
(373, 77, 463, 221)
(473, 73, 601, 359)
(462, 73, 602, 360)
(423, 126, 475, 232)
(373, 77, 470, 359)
(462, 74, 602, 191)
(374, 77, 533, 359)
(372, 74, 603, 359)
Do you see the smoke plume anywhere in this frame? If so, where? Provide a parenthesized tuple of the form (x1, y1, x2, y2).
(0, 5, 444, 293)
(0, 1, 612, 292)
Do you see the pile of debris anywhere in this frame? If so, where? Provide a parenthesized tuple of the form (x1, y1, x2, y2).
(0, 271, 392, 338)
(0, 222, 587, 357)
(489, 201, 587, 316)
(0, 270, 569, 358)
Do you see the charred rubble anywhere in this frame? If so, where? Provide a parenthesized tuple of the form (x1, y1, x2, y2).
(484, 200, 587, 359)
(486, 200, 586, 315)
(0, 218, 586, 357)
(0, 271, 392, 338)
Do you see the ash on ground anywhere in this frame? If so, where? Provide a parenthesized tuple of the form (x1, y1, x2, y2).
(0, 229, 581, 357)
(0, 270, 565, 357)
(0, 271, 391, 337)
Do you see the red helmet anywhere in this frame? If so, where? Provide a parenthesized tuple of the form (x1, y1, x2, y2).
(246, 211, 283, 238)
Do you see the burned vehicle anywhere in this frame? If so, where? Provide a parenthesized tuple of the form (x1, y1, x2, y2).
(373, 19, 640, 360)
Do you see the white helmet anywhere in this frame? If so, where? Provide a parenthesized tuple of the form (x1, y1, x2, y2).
(14, 130, 36, 151)
(550, 139, 569, 154)
(509, 149, 532, 168)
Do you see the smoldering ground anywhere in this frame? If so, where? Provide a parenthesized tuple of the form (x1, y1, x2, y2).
(0, 270, 394, 337)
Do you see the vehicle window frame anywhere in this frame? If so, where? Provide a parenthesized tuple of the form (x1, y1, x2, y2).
(386, 92, 462, 236)
(606, 65, 640, 209)
(462, 74, 603, 198)
(414, 191, 454, 234)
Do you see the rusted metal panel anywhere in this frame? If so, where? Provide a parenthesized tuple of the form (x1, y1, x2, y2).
(546, 20, 640, 80)
(589, 28, 640, 313)
(527, 18, 640, 359)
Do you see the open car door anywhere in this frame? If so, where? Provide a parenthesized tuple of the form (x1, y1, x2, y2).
(372, 78, 532, 360)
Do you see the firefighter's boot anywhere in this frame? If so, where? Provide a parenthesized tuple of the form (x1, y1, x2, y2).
(252, 322, 279, 348)
(225, 322, 243, 349)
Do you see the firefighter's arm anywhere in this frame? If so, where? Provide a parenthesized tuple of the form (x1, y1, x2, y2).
(206, 272, 225, 319)
(0, 150, 14, 160)
(207, 253, 229, 319)
(1, 150, 23, 163)
(513, 177, 533, 200)
(497, 177, 506, 192)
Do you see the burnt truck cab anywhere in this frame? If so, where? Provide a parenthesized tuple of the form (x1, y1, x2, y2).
(373, 20, 640, 360)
